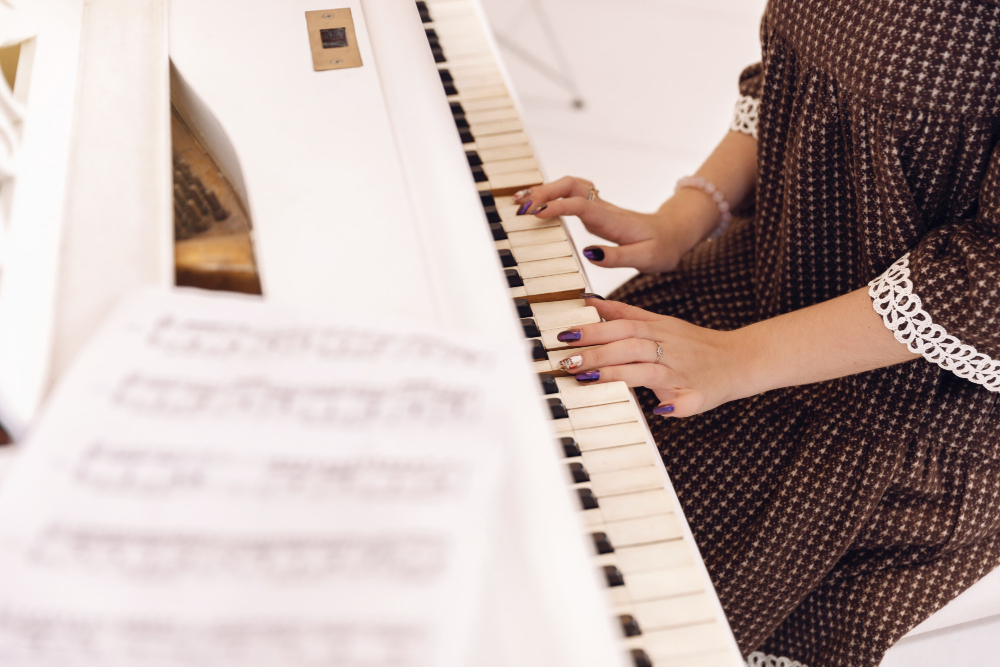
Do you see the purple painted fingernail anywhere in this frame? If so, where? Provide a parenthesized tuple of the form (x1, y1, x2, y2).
(557, 330, 582, 342)
(558, 354, 583, 371)
(653, 405, 675, 415)
(575, 370, 600, 383)
(583, 246, 605, 261)
(530, 204, 548, 215)
(582, 292, 605, 300)
(517, 201, 533, 215)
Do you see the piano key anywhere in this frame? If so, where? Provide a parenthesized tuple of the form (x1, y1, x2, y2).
(579, 444, 658, 473)
(483, 157, 540, 177)
(467, 130, 530, 149)
(507, 226, 567, 247)
(571, 422, 650, 451)
(517, 256, 579, 280)
(530, 339, 547, 362)
(510, 240, 573, 263)
(534, 359, 554, 374)
(450, 72, 506, 91)
(521, 318, 541, 338)
(523, 272, 586, 301)
(447, 83, 508, 102)
(531, 298, 587, 315)
(505, 268, 523, 288)
(560, 436, 582, 457)
(487, 169, 545, 192)
(510, 286, 528, 299)
(584, 465, 664, 497)
(624, 623, 732, 662)
(498, 214, 562, 233)
(568, 401, 638, 430)
(478, 143, 533, 161)
(513, 297, 533, 318)
(498, 248, 516, 267)
(548, 397, 569, 420)
(629, 593, 717, 631)
(466, 118, 524, 136)
(495, 239, 511, 251)
(629, 649, 654, 667)
(599, 539, 696, 575)
(569, 462, 590, 484)
(534, 305, 600, 331)
(622, 566, 705, 602)
(539, 373, 559, 395)
(577, 488, 600, 510)
(584, 488, 673, 523)
(553, 379, 632, 409)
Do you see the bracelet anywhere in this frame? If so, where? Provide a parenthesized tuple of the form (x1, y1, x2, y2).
(674, 176, 732, 240)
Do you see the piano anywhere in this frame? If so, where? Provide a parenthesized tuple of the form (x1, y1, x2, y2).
(0, 0, 744, 665)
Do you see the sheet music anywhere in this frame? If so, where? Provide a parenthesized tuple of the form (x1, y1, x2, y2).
(0, 288, 514, 667)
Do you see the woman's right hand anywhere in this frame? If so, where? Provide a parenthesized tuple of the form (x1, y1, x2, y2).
(513, 176, 720, 274)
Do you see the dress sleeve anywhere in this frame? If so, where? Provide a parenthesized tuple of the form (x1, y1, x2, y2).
(868, 140, 1000, 392)
(731, 63, 762, 139)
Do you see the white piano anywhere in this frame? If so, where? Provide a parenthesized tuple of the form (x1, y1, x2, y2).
(3, 1, 993, 665)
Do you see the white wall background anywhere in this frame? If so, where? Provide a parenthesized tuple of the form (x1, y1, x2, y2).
(481, 0, 767, 296)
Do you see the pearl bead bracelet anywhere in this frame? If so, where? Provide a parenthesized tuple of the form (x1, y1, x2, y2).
(675, 176, 732, 240)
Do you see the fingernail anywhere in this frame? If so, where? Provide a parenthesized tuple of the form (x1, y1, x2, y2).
(516, 201, 533, 215)
(513, 188, 531, 202)
(557, 330, 582, 342)
(558, 354, 583, 371)
(575, 370, 600, 383)
(653, 405, 675, 415)
(530, 204, 548, 215)
(583, 246, 605, 261)
(582, 293, 605, 300)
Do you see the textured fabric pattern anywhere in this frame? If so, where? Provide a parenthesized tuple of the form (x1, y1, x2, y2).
(610, 1, 1000, 666)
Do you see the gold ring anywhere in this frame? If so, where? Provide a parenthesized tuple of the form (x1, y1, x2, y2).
(588, 186, 599, 202)
(654, 343, 663, 365)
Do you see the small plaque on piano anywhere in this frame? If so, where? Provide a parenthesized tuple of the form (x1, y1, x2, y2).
(305, 9, 362, 71)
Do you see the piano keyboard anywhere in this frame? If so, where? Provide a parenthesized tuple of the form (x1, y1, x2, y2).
(415, 2, 744, 665)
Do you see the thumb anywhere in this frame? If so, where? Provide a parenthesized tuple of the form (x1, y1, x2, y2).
(582, 239, 659, 270)
(652, 390, 706, 419)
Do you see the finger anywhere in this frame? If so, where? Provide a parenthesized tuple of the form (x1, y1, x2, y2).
(557, 338, 660, 373)
(581, 239, 661, 270)
(652, 389, 706, 419)
(554, 320, 658, 347)
(528, 195, 592, 219)
(514, 176, 593, 207)
(591, 300, 664, 323)
(573, 362, 672, 390)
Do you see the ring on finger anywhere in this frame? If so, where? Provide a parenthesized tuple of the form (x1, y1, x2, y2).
(654, 342, 663, 365)
(588, 185, 600, 202)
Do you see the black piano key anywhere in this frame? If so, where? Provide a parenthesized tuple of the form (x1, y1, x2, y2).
(505, 268, 523, 288)
(591, 532, 614, 554)
(521, 318, 540, 338)
(444, 82, 459, 96)
(479, 192, 496, 208)
(514, 298, 532, 318)
(484, 207, 502, 224)
(450, 102, 465, 116)
(490, 222, 507, 241)
(631, 649, 653, 667)
(530, 339, 547, 361)
(459, 129, 474, 143)
(438, 68, 453, 84)
(561, 437, 581, 457)
(432, 48, 446, 63)
(465, 150, 483, 167)
(538, 373, 558, 395)
(619, 615, 642, 637)
(471, 166, 488, 183)
(424, 27, 438, 41)
(416, 1, 432, 22)
(498, 248, 516, 268)
(603, 565, 625, 587)
(548, 397, 568, 420)
(453, 115, 470, 130)
(569, 462, 589, 483)
(578, 488, 599, 510)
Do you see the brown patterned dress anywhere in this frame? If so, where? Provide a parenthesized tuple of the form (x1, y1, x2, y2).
(610, 1, 1000, 665)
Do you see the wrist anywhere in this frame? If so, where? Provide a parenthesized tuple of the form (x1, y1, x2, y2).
(654, 190, 721, 251)
(722, 322, 777, 402)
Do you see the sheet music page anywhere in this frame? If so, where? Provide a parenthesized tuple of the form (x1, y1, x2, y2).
(0, 288, 514, 667)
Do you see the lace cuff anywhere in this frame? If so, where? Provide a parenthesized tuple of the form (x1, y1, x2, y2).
(730, 95, 760, 139)
(869, 254, 1000, 392)
(747, 652, 808, 667)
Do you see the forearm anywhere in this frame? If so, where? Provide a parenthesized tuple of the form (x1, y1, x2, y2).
(737, 288, 919, 398)
(656, 131, 760, 251)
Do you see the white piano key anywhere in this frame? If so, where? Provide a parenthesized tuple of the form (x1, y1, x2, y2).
(499, 215, 562, 233)
(555, 380, 632, 410)
(631, 593, 717, 631)
(587, 465, 664, 497)
(437, 53, 495, 69)
(601, 513, 684, 547)
(469, 130, 530, 149)
(588, 488, 673, 522)
(509, 286, 527, 298)
(507, 226, 567, 247)
(625, 623, 732, 661)
(568, 401, 637, 430)
(510, 240, 572, 262)
(453, 73, 507, 91)
(469, 118, 524, 136)
(625, 566, 705, 602)
(495, 239, 511, 251)
(531, 299, 586, 316)
(447, 84, 508, 102)
(534, 305, 600, 331)
(572, 422, 649, 451)
(601, 539, 696, 575)
(489, 169, 545, 191)
(517, 256, 579, 280)
(524, 272, 585, 299)
(455, 96, 515, 113)
(478, 143, 533, 162)
(553, 417, 574, 434)
(465, 107, 521, 125)
(580, 443, 657, 473)
(483, 156, 539, 176)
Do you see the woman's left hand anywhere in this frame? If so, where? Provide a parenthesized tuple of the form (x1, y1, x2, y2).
(557, 298, 759, 417)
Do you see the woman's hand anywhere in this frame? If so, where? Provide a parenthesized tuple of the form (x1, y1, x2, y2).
(555, 297, 760, 417)
(513, 177, 720, 274)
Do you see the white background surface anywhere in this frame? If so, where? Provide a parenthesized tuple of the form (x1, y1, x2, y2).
(480, 0, 1000, 664)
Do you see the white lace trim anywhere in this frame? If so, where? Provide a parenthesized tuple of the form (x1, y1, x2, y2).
(869, 253, 1000, 392)
(746, 652, 809, 667)
(730, 94, 759, 139)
